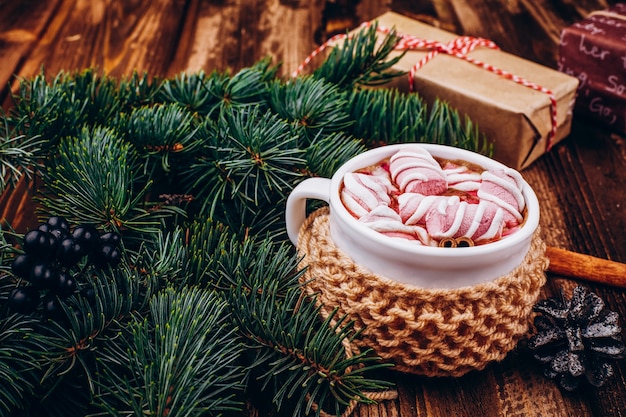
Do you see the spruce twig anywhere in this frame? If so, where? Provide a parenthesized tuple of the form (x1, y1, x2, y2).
(304, 131, 366, 178)
(118, 102, 201, 175)
(314, 22, 406, 89)
(94, 287, 244, 417)
(347, 88, 426, 146)
(38, 126, 184, 235)
(268, 76, 353, 144)
(0, 114, 44, 194)
(425, 99, 492, 155)
(182, 106, 305, 217)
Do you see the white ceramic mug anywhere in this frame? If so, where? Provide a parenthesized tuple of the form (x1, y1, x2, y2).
(285, 143, 540, 289)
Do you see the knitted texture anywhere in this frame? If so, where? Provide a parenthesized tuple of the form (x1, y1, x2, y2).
(297, 207, 548, 377)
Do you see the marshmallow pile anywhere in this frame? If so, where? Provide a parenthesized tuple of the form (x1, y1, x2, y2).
(340, 147, 526, 246)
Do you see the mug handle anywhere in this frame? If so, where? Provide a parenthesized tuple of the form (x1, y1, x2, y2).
(285, 177, 332, 245)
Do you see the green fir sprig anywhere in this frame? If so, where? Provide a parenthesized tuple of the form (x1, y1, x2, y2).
(268, 76, 353, 143)
(0, 116, 44, 194)
(313, 22, 406, 89)
(95, 287, 244, 417)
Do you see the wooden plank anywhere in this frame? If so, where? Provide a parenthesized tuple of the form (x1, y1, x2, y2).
(0, 0, 63, 103)
(389, 0, 620, 68)
(168, 0, 328, 77)
(0, 174, 39, 233)
(15, 0, 189, 81)
(492, 351, 592, 417)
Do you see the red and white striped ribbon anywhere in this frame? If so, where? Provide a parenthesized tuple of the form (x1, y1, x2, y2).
(293, 22, 559, 152)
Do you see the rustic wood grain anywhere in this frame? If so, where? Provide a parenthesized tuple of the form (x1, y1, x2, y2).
(0, 0, 62, 105)
(0, 174, 38, 233)
(390, 0, 618, 68)
(1, 1, 626, 416)
(1, 0, 188, 85)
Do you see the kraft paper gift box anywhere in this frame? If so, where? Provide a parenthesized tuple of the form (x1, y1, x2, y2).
(334, 12, 580, 170)
(558, 4, 626, 135)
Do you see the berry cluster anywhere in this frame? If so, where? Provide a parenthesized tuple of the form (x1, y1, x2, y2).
(8, 216, 122, 317)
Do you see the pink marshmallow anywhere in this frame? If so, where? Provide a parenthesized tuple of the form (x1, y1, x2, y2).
(444, 164, 482, 192)
(389, 148, 447, 195)
(341, 172, 392, 218)
(359, 205, 431, 244)
(397, 193, 446, 225)
(477, 168, 525, 226)
(425, 197, 504, 243)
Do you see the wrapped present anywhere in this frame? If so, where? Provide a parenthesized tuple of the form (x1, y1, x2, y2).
(300, 12, 580, 170)
(558, 4, 626, 135)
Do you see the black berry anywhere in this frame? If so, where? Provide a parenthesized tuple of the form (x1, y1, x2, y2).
(49, 228, 69, 242)
(41, 295, 64, 321)
(55, 271, 77, 297)
(37, 223, 52, 233)
(46, 216, 70, 231)
(99, 232, 121, 246)
(93, 244, 121, 268)
(29, 262, 57, 290)
(72, 225, 99, 252)
(56, 238, 86, 268)
(11, 254, 31, 279)
(8, 286, 40, 314)
(23, 230, 54, 258)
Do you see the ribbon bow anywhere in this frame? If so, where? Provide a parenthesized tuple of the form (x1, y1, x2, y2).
(389, 32, 500, 90)
(293, 22, 558, 152)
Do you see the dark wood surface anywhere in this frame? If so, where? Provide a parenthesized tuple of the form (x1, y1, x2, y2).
(1, 1, 625, 416)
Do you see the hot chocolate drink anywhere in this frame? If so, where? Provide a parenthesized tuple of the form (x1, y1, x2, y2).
(340, 147, 526, 247)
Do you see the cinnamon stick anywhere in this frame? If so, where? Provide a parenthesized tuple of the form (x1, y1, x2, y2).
(546, 246, 626, 288)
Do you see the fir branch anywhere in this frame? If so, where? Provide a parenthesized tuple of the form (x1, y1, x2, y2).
(38, 126, 184, 234)
(313, 22, 406, 89)
(182, 106, 305, 216)
(215, 196, 290, 243)
(117, 71, 162, 110)
(347, 88, 492, 154)
(8, 69, 122, 151)
(0, 114, 44, 194)
(68, 69, 122, 127)
(208, 65, 271, 119)
(160, 58, 278, 118)
(424, 99, 493, 155)
(248, 56, 282, 83)
(118, 102, 201, 174)
(216, 106, 305, 205)
(230, 280, 391, 417)
(94, 286, 245, 417)
(183, 217, 233, 288)
(0, 267, 152, 416)
(268, 77, 353, 143)
(346, 88, 427, 146)
(28, 265, 151, 387)
(130, 227, 189, 289)
(184, 215, 300, 292)
(0, 314, 41, 416)
(186, 223, 391, 416)
(304, 131, 366, 178)
(159, 70, 221, 116)
(208, 234, 304, 296)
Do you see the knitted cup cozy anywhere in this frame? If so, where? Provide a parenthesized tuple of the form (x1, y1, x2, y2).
(297, 207, 548, 377)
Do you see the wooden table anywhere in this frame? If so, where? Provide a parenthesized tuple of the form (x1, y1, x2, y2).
(1, 1, 625, 416)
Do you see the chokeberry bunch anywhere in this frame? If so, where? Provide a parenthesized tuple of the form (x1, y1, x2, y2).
(7, 216, 122, 318)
